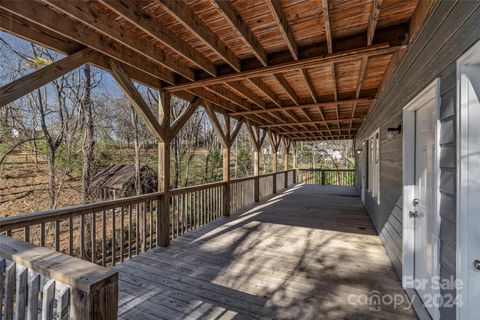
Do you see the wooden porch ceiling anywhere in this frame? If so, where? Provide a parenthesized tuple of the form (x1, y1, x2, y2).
(0, 0, 424, 141)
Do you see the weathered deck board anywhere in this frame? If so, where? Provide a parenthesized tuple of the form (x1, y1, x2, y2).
(115, 185, 417, 320)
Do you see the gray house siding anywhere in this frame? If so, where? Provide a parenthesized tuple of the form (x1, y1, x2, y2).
(355, 1, 480, 319)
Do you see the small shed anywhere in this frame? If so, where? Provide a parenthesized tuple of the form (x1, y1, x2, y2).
(92, 164, 157, 200)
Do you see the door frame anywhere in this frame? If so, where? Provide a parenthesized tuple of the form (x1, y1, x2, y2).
(402, 78, 441, 319)
(361, 141, 367, 204)
(456, 39, 480, 320)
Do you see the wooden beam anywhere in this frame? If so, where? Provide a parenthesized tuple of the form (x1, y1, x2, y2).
(0, 1, 176, 84)
(321, 0, 333, 54)
(0, 48, 96, 107)
(211, 0, 268, 66)
(266, 0, 298, 60)
(98, 0, 216, 77)
(167, 43, 395, 92)
(229, 98, 373, 116)
(367, 0, 383, 46)
(204, 102, 228, 147)
(225, 81, 266, 108)
(43, 0, 195, 80)
(350, 57, 368, 134)
(274, 73, 300, 105)
(222, 115, 231, 216)
(157, 90, 170, 247)
(249, 78, 282, 107)
(157, 0, 240, 72)
(108, 59, 164, 142)
(230, 117, 244, 145)
(170, 98, 201, 137)
(259, 118, 362, 128)
(300, 68, 318, 103)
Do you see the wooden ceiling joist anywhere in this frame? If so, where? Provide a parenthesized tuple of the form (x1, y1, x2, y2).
(321, 0, 333, 54)
(157, 0, 240, 72)
(229, 98, 373, 116)
(166, 43, 395, 92)
(0, 1, 176, 84)
(266, 0, 298, 60)
(260, 118, 362, 128)
(98, 0, 217, 77)
(368, 0, 383, 46)
(211, 0, 268, 66)
(0, 47, 97, 107)
(43, 0, 195, 81)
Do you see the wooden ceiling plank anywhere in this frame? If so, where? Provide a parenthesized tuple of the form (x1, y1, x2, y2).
(211, 0, 268, 66)
(229, 98, 373, 115)
(98, 0, 217, 77)
(321, 0, 333, 54)
(43, 0, 194, 80)
(274, 73, 300, 105)
(108, 59, 164, 142)
(225, 82, 267, 109)
(350, 56, 368, 134)
(157, 0, 240, 72)
(0, 47, 97, 107)
(367, 0, 383, 46)
(0, 1, 176, 84)
(167, 43, 394, 92)
(259, 117, 361, 128)
(249, 78, 282, 107)
(265, 0, 298, 60)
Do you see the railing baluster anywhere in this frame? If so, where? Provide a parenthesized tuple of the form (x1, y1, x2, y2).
(55, 220, 60, 252)
(112, 207, 116, 266)
(120, 206, 125, 262)
(102, 210, 106, 266)
(80, 214, 85, 260)
(69, 216, 73, 256)
(91, 212, 96, 264)
(149, 200, 153, 249)
(128, 205, 132, 260)
(142, 202, 147, 252)
(135, 203, 140, 256)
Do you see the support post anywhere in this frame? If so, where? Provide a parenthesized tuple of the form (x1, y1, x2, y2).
(223, 116, 231, 216)
(253, 149, 260, 202)
(292, 142, 297, 183)
(284, 139, 290, 188)
(157, 91, 170, 247)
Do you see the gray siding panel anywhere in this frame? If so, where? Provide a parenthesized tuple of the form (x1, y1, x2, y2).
(356, 2, 480, 319)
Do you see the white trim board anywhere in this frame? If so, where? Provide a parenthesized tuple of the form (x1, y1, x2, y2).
(456, 39, 480, 320)
(402, 78, 441, 320)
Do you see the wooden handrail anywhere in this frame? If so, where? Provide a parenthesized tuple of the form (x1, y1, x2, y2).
(0, 191, 163, 232)
(298, 168, 354, 172)
(169, 181, 227, 196)
(0, 235, 118, 319)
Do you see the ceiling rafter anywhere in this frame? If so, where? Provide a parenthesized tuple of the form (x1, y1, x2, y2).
(98, 0, 217, 77)
(265, 0, 298, 60)
(157, 0, 241, 72)
(367, 0, 383, 46)
(166, 43, 394, 92)
(350, 57, 368, 135)
(0, 1, 176, 84)
(211, 0, 268, 66)
(259, 118, 361, 128)
(43, 0, 194, 80)
(321, 0, 333, 54)
(299, 68, 326, 138)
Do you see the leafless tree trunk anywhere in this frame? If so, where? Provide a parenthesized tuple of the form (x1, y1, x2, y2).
(82, 64, 94, 203)
(130, 106, 141, 195)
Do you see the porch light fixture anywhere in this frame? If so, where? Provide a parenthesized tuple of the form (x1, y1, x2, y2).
(386, 125, 402, 139)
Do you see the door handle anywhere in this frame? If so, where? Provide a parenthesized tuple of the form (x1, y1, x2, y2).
(413, 198, 419, 206)
(474, 260, 480, 270)
(409, 211, 418, 218)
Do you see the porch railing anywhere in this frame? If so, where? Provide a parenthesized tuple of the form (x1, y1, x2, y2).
(0, 235, 117, 319)
(0, 169, 296, 265)
(298, 169, 355, 186)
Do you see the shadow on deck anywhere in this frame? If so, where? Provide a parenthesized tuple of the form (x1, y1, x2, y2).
(115, 184, 417, 320)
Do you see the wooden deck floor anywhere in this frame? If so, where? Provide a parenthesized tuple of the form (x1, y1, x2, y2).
(115, 185, 417, 320)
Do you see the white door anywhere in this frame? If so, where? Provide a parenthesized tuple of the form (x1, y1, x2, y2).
(457, 41, 480, 320)
(414, 98, 439, 320)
